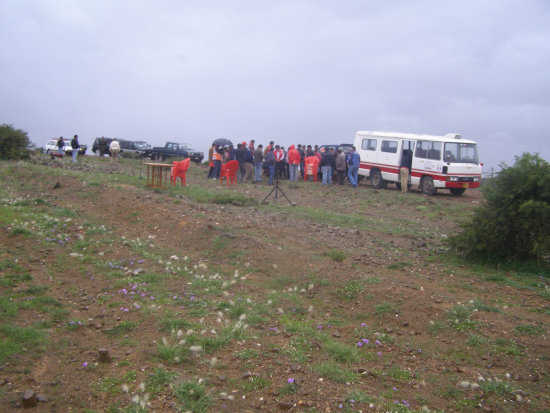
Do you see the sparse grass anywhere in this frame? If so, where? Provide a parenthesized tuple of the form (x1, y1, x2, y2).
(172, 380, 212, 413)
(335, 280, 363, 301)
(384, 365, 413, 381)
(146, 367, 178, 394)
(324, 248, 347, 262)
(313, 362, 359, 384)
(324, 340, 361, 364)
(494, 338, 525, 358)
(242, 376, 270, 392)
(103, 321, 137, 337)
(9, 227, 33, 237)
(374, 301, 397, 316)
(234, 348, 259, 360)
(446, 304, 477, 331)
(346, 390, 374, 404)
(512, 324, 545, 336)
(0, 260, 32, 287)
(479, 378, 515, 396)
(387, 261, 410, 270)
(0, 324, 47, 362)
(158, 315, 201, 333)
(466, 334, 488, 347)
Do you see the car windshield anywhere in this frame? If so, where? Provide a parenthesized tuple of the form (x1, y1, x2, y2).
(134, 142, 150, 150)
(444, 142, 479, 164)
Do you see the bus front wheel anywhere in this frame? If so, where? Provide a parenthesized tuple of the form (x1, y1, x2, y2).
(449, 187, 466, 196)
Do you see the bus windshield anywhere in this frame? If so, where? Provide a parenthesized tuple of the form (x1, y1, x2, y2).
(444, 142, 479, 164)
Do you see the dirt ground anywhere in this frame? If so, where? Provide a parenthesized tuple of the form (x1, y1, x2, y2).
(0, 158, 548, 412)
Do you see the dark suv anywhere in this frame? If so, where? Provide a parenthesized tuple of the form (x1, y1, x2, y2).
(92, 137, 114, 156)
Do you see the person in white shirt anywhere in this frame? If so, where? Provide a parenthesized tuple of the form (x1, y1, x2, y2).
(109, 138, 120, 163)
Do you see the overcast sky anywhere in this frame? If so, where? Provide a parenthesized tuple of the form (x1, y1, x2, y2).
(1, 0, 549, 171)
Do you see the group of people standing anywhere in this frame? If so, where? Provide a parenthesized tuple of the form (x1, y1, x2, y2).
(207, 140, 362, 188)
(56, 135, 80, 163)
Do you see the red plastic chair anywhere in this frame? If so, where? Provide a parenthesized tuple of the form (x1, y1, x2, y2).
(220, 160, 239, 186)
(171, 157, 191, 186)
(304, 156, 319, 182)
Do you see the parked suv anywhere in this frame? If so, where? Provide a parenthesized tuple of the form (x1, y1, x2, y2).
(92, 137, 114, 156)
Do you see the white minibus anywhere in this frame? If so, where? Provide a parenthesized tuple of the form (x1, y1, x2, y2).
(354, 131, 482, 196)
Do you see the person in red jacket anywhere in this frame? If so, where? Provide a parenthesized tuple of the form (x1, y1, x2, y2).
(287, 145, 300, 182)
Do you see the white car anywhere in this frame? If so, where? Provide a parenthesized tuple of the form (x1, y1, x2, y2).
(45, 139, 87, 155)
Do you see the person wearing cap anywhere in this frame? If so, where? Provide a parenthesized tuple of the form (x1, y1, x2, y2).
(287, 145, 300, 182)
(335, 147, 347, 185)
(249, 139, 255, 151)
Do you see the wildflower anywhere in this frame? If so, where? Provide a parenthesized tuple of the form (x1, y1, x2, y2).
(357, 341, 363, 347)
(317, 325, 323, 330)
(361, 322, 366, 327)
(362, 338, 369, 344)
(287, 378, 295, 384)
(393, 387, 397, 391)
(377, 351, 382, 356)
(375, 339, 381, 345)
(83, 362, 88, 367)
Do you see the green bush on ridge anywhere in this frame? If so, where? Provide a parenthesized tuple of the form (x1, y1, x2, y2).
(450, 152, 550, 264)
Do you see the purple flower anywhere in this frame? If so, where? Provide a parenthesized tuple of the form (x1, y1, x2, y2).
(362, 338, 369, 344)
(360, 322, 366, 327)
(357, 341, 363, 347)
(287, 378, 294, 384)
(83, 362, 88, 367)
(317, 325, 322, 330)
(393, 387, 397, 391)
(375, 339, 381, 345)
(377, 351, 382, 356)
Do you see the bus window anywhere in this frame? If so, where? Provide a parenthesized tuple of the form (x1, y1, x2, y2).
(416, 140, 441, 160)
(362, 138, 377, 151)
(444, 142, 479, 164)
(381, 140, 397, 153)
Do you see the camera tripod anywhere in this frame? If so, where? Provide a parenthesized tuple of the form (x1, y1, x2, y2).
(262, 176, 292, 204)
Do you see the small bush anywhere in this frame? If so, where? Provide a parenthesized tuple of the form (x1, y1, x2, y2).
(0, 124, 32, 160)
(450, 153, 550, 263)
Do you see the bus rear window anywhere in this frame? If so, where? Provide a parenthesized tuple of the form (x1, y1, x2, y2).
(444, 143, 479, 164)
(381, 140, 397, 153)
(362, 139, 377, 151)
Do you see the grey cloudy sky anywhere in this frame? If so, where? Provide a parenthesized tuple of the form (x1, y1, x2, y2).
(1, 0, 549, 171)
